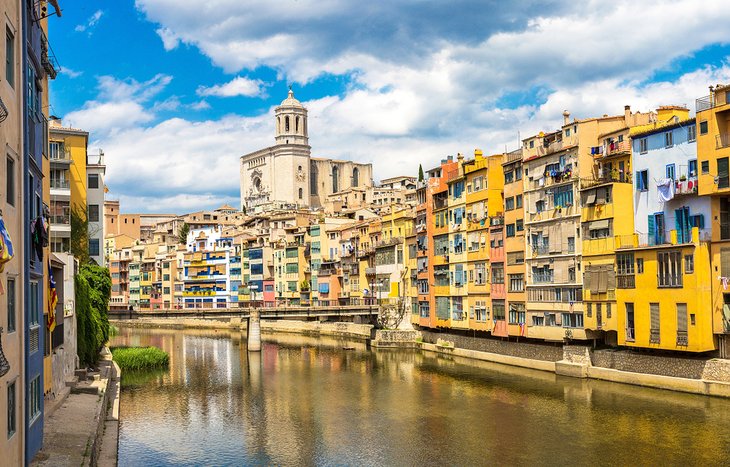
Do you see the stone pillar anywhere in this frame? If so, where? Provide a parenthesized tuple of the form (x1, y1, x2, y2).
(247, 309, 261, 352)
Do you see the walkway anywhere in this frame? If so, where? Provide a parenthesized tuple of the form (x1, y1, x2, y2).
(31, 357, 118, 467)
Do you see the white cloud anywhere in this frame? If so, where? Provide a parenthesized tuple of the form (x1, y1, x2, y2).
(75, 10, 104, 34)
(196, 76, 269, 98)
(64, 1, 730, 212)
(64, 101, 154, 135)
(59, 66, 82, 78)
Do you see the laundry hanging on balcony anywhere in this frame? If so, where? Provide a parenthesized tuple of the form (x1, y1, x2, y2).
(30, 216, 48, 261)
(656, 178, 675, 202)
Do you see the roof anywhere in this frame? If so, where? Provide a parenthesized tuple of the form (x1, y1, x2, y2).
(631, 117, 696, 138)
(278, 88, 303, 108)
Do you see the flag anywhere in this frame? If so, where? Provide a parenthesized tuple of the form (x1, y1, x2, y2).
(48, 260, 58, 332)
(0, 216, 14, 273)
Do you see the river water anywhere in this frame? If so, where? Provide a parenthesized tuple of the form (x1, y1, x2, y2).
(111, 326, 730, 466)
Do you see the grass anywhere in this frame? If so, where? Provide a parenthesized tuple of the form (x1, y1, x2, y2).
(111, 346, 170, 371)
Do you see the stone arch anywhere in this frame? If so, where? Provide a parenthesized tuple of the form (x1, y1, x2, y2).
(352, 167, 360, 187)
(285, 116, 290, 132)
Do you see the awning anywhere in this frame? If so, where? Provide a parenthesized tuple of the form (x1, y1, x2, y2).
(589, 219, 610, 230)
(585, 190, 596, 205)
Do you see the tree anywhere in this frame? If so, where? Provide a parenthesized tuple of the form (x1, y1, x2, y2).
(70, 203, 90, 264)
(178, 222, 190, 244)
(418, 164, 424, 182)
(76, 264, 111, 366)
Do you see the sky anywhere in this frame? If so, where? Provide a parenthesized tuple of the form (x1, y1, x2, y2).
(48, 0, 730, 214)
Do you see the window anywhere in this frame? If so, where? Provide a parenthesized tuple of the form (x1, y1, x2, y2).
(636, 169, 649, 191)
(699, 120, 708, 135)
(665, 131, 673, 147)
(473, 176, 483, 191)
(529, 140, 534, 149)
(29, 375, 41, 422)
(650, 303, 660, 343)
(504, 171, 514, 184)
(88, 204, 99, 222)
(639, 138, 648, 153)
(516, 219, 524, 232)
(352, 167, 359, 187)
(5, 27, 14, 87)
(616, 253, 635, 289)
(6, 277, 15, 332)
(88, 174, 99, 189)
(6, 156, 14, 206)
(509, 273, 524, 292)
(553, 185, 573, 207)
(491, 263, 504, 284)
(718, 157, 729, 189)
(565, 128, 571, 137)
(536, 200, 546, 213)
(657, 251, 682, 287)
(687, 125, 696, 142)
(492, 300, 505, 320)
(474, 262, 486, 285)
(561, 313, 584, 328)
(506, 223, 515, 237)
(505, 197, 514, 211)
(89, 238, 100, 257)
(637, 258, 644, 273)
(666, 164, 675, 180)
(684, 254, 694, 273)
(7, 380, 16, 438)
(688, 159, 698, 177)
(298, 187, 303, 199)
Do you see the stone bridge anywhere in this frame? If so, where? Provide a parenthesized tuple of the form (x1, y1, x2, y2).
(109, 305, 380, 351)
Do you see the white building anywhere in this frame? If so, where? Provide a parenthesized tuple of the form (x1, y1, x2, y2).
(87, 151, 106, 266)
(632, 117, 710, 243)
(240, 89, 373, 213)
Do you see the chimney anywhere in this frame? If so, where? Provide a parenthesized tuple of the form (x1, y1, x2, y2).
(457, 152, 464, 162)
(562, 110, 570, 126)
(624, 105, 631, 124)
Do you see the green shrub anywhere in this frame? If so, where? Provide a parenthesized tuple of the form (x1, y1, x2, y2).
(111, 346, 170, 371)
(76, 264, 112, 366)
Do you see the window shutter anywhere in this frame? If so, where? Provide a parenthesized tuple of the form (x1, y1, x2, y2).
(607, 267, 616, 290)
(650, 303, 660, 330)
(677, 304, 688, 332)
(635, 171, 641, 189)
(647, 215, 656, 241)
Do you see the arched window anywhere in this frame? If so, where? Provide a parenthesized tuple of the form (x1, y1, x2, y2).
(332, 166, 340, 193)
(298, 188, 303, 199)
(277, 116, 280, 133)
(352, 167, 359, 187)
(296, 117, 299, 133)
(311, 164, 318, 194)
(285, 116, 290, 132)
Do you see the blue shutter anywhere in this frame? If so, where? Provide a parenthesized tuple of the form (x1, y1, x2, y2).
(675, 209, 684, 243)
(647, 214, 656, 244)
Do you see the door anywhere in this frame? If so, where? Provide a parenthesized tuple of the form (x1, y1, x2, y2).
(625, 303, 635, 341)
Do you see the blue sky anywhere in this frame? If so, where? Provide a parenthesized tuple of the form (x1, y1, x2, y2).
(48, 0, 730, 214)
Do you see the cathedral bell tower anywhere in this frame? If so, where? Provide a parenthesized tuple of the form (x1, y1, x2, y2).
(275, 87, 309, 146)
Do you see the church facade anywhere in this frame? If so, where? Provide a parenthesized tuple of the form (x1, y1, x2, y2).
(240, 89, 373, 213)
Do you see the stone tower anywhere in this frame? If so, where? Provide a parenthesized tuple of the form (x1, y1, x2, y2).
(275, 88, 308, 146)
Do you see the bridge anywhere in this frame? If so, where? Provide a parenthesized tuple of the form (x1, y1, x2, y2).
(109, 305, 381, 352)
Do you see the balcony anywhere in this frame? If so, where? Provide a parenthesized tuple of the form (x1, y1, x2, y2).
(697, 93, 730, 112)
(50, 179, 70, 189)
(674, 177, 698, 196)
(50, 214, 70, 225)
(602, 140, 631, 158)
(676, 331, 688, 346)
(616, 274, 635, 289)
(41, 30, 59, 79)
(376, 236, 403, 248)
(365, 267, 377, 276)
(503, 149, 523, 165)
(716, 133, 730, 149)
(581, 172, 632, 189)
(531, 273, 554, 284)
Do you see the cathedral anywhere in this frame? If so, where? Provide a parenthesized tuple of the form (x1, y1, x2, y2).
(240, 89, 373, 212)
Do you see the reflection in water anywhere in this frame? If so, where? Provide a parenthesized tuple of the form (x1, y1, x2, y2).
(112, 326, 730, 466)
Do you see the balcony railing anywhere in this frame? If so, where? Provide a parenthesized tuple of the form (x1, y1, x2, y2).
(626, 327, 635, 342)
(697, 93, 730, 112)
(531, 273, 554, 284)
(603, 140, 631, 157)
(716, 133, 730, 149)
(50, 179, 70, 189)
(51, 214, 70, 225)
(677, 331, 688, 346)
(616, 274, 635, 289)
(503, 149, 523, 164)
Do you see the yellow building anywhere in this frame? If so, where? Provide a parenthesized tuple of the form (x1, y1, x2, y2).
(464, 151, 492, 332)
(502, 148, 526, 336)
(379, 206, 414, 304)
(615, 228, 714, 352)
(696, 83, 730, 357)
(446, 155, 468, 329)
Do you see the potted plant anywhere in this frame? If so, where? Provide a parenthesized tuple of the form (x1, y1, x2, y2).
(679, 174, 687, 182)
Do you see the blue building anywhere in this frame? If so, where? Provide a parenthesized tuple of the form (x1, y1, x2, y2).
(22, 0, 61, 462)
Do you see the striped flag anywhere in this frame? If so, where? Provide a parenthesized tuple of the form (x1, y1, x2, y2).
(48, 260, 58, 332)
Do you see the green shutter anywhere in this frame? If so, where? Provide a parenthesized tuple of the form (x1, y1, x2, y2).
(647, 214, 656, 242)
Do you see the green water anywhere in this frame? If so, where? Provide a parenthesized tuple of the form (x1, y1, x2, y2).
(111, 326, 730, 466)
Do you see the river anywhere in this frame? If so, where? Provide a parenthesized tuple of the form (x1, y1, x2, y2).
(111, 326, 730, 466)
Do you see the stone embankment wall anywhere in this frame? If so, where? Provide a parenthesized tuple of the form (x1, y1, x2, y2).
(419, 330, 563, 362)
(261, 320, 373, 340)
